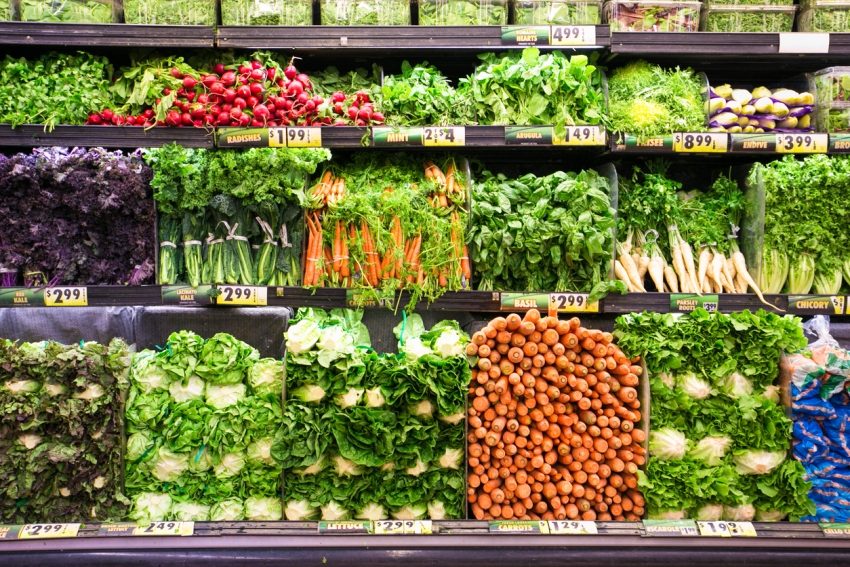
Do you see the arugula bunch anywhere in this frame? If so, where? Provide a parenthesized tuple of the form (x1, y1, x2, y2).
(458, 48, 607, 138)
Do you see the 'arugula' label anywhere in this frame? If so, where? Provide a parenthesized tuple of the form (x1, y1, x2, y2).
(505, 126, 553, 145)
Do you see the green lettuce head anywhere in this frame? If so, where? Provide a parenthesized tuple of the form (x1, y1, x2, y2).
(195, 333, 259, 385)
(248, 358, 284, 395)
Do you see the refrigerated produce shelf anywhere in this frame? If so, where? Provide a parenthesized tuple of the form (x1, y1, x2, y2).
(0, 125, 215, 148)
(0, 22, 215, 47)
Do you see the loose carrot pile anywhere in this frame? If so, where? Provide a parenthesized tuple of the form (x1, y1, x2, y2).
(467, 310, 647, 521)
(303, 155, 472, 301)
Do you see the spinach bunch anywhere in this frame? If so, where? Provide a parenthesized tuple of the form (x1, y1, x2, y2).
(458, 48, 606, 139)
(469, 168, 616, 294)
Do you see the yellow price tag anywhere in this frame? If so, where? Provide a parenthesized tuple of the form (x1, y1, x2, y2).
(43, 287, 88, 307)
(268, 127, 287, 147)
(697, 521, 731, 537)
(132, 521, 194, 537)
(216, 285, 267, 306)
(558, 125, 606, 146)
(725, 521, 757, 537)
(548, 520, 598, 535)
(673, 132, 728, 153)
(549, 25, 596, 46)
(776, 133, 828, 154)
(286, 127, 322, 148)
(548, 293, 599, 313)
(373, 520, 432, 534)
(423, 126, 465, 147)
(18, 523, 80, 539)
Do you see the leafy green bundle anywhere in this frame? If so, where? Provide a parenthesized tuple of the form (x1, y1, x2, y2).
(469, 168, 619, 298)
(275, 309, 468, 521)
(125, 331, 285, 522)
(380, 62, 472, 126)
(418, 0, 508, 25)
(0, 338, 131, 523)
(615, 309, 814, 521)
(749, 155, 850, 295)
(123, 0, 215, 24)
(0, 52, 114, 129)
(459, 48, 606, 139)
(145, 144, 331, 287)
(608, 60, 706, 138)
(221, 0, 313, 24)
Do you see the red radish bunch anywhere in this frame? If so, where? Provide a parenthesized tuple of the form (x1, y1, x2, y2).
(86, 58, 386, 129)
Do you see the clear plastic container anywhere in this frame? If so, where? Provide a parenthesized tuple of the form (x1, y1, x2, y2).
(810, 67, 850, 107)
(604, 0, 701, 31)
(701, 3, 796, 31)
(798, 0, 850, 30)
(221, 0, 313, 24)
(320, 0, 411, 24)
(122, 0, 216, 24)
(418, 0, 508, 25)
(815, 103, 850, 133)
(19, 0, 116, 22)
(513, 0, 601, 24)
(702, 0, 792, 6)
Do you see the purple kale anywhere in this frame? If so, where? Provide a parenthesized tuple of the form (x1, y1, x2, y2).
(0, 147, 156, 286)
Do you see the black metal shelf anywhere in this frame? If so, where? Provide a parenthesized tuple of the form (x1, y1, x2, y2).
(0, 22, 215, 47)
(217, 25, 610, 52)
(0, 125, 215, 148)
(610, 32, 850, 57)
(2, 286, 847, 316)
(1, 521, 848, 567)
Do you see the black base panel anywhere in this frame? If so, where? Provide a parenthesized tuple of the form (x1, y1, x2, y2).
(0, 125, 215, 148)
(6, 544, 850, 567)
(0, 22, 215, 47)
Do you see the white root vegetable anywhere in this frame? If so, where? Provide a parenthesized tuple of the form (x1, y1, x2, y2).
(680, 238, 700, 296)
(638, 255, 650, 280)
(697, 246, 712, 291)
(721, 253, 737, 293)
(670, 237, 689, 293)
(614, 260, 635, 292)
(664, 265, 679, 293)
(732, 248, 783, 310)
(648, 253, 666, 293)
(710, 250, 726, 292)
(736, 271, 749, 294)
(619, 243, 646, 292)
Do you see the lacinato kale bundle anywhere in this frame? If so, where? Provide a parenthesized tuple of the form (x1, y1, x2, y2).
(275, 309, 468, 521)
(0, 147, 156, 287)
(125, 331, 285, 522)
(0, 338, 131, 523)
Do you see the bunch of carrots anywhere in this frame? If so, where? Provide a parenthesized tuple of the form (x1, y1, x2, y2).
(467, 310, 646, 522)
(303, 159, 472, 289)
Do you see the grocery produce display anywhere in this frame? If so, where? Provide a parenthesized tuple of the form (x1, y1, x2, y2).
(785, 317, 850, 523)
(0, 338, 130, 523)
(615, 309, 814, 521)
(709, 84, 814, 133)
(4, 4, 850, 566)
(0, 147, 156, 287)
(467, 310, 646, 520)
(145, 145, 330, 286)
(276, 309, 468, 520)
(747, 155, 850, 295)
(126, 331, 285, 522)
